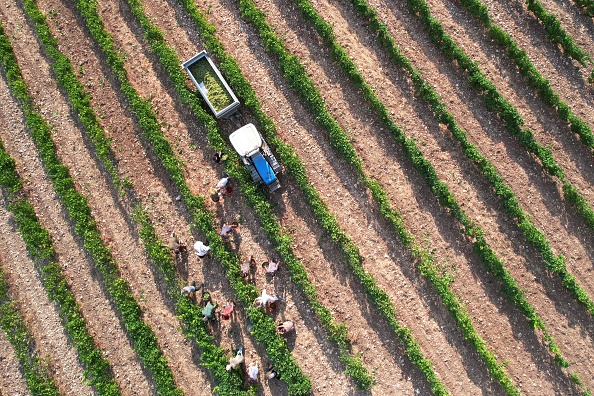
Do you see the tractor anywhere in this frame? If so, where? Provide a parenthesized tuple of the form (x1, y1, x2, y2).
(229, 124, 281, 192)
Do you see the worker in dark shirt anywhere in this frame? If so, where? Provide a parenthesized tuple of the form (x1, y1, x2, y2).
(181, 281, 203, 299)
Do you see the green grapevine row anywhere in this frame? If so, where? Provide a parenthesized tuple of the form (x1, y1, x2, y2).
(70, 0, 312, 392)
(19, 0, 250, 392)
(348, 0, 589, 390)
(403, 0, 594, 316)
(0, 266, 60, 396)
(0, 13, 183, 396)
(0, 132, 121, 395)
(524, 0, 594, 76)
(458, 0, 594, 148)
(238, 0, 525, 393)
(0, 140, 60, 396)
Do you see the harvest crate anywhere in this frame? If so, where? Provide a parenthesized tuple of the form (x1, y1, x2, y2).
(182, 50, 240, 118)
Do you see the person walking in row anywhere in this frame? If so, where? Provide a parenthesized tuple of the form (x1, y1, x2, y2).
(209, 188, 220, 203)
(213, 151, 227, 164)
(265, 363, 280, 380)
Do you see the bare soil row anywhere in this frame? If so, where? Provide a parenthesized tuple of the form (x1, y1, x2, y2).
(238, 0, 594, 392)
(0, 0, 592, 393)
(0, 323, 30, 396)
(1, 0, 361, 394)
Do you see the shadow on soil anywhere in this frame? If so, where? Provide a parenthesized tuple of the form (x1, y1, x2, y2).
(440, 0, 594, 184)
(51, 0, 289, 393)
(102, 0, 373, 393)
(257, 0, 589, 393)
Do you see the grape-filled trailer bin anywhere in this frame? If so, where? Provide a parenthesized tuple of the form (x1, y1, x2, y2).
(182, 50, 240, 119)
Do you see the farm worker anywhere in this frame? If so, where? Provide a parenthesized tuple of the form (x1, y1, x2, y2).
(247, 362, 259, 383)
(181, 281, 202, 297)
(253, 288, 279, 309)
(241, 255, 256, 278)
(217, 177, 229, 189)
(164, 232, 186, 256)
(217, 173, 233, 195)
(265, 363, 280, 380)
(209, 188, 220, 203)
(226, 346, 244, 371)
(277, 320, 294, 335)
(220, 223, 233, 239)
(193, 240, 210, 258)
(202, 301, 217, 321)
(262, 259, 279, 276)
(217, 174, 229, 190)
(221, 301, 235, 320)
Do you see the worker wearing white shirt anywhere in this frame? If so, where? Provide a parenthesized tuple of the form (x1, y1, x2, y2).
(252, 288, 279, 308)
(226, 346, 244, 371)
(193, 240, 210, 258)
(247, 362, 259, 383)
(216, 176, 229, 189)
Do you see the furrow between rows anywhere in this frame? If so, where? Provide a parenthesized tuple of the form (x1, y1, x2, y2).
(0, 31, 155, 396)
(0, 325, 31, 396)
(337, 0, 594, 388)
(0, 205, 91, 396)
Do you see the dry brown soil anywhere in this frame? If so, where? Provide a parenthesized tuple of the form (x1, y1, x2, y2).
(0, 0, 593, 394)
